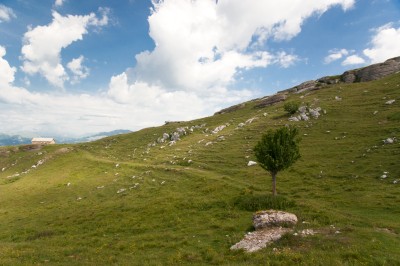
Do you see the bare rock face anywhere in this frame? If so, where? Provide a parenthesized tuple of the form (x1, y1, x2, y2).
(231, 210, 298, 253)
(341, 56, 400, 83)
(253, 210, 298, 230)
(254, 94, 287, 108)
(214, 103, 246, 115)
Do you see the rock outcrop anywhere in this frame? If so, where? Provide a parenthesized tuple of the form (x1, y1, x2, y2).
(215, 56, 400, 116)
(254, 94, 287, 108)
(214, 103, 246, 115)
(341, 56, 400, 83)
(231, 210, 298, 252)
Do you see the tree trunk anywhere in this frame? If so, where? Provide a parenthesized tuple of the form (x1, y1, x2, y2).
(271, 172, 277, 196)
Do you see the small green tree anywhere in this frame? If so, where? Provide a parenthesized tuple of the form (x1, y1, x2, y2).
(283, 101, 300, 115)
(254, 126, 301, 196)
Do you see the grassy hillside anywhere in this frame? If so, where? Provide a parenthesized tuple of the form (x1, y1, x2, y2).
(0, 73, 399, 265)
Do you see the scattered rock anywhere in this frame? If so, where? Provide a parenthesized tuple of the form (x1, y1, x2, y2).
(385, 99, 396, 105)
(335, 96, 342, 101)
(300, 229, 315, 236)
(117, 188, 126, 194)
(383, 138, 395, 144)
(212, 125, 227, 134)
(253, 210, 298, 230)
(230, 227, 292, 253)
(231, 210, 298, 253)
(247, 161, 257, 166)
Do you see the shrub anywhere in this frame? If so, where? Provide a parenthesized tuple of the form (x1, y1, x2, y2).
(284, 102, 300, 115)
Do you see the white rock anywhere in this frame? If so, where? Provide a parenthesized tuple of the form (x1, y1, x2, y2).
(385, 99, 395, 105)
(97, 186, 104, 189)
(247, 161, 257, 166)
(300, 113, 309, 121)
(381, 174, 387, 179)
(230, 227, 292, 253)
(1, 167, 5, 172)
(117, 188, 126, 194)
(335, 96, 342, 101)
(373, 111, 378, 115)
(67, 182, 71, 187)
(253, 210, 298, 229)
(298, 106, 307, 113)
(383, 138, 394, 144)
(212, 125, 226, 134)
(115, 163, 119, 167)
(288, 116, 299, 122)
(205, 141, 213, 146)
(245, 117, 256, 124)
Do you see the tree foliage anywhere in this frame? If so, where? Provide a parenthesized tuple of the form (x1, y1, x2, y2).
(254, 126, 301, 195)
(283, 101, 300, 115)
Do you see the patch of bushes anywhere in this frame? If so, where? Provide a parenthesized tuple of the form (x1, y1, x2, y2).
(284, 102, 300, 115)
(233, 194, 295, 211)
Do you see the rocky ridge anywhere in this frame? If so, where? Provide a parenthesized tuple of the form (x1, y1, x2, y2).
(215, 56, 400, 115)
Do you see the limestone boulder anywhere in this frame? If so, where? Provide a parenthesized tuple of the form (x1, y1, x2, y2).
(253, 210, 298, 230)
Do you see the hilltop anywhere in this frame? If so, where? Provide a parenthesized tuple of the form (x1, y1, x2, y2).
(0, 58, 399, 265)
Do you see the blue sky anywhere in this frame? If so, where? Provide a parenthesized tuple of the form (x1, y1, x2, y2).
(0, 0, 400, 137)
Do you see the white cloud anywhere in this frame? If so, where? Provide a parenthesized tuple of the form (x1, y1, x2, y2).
(2, 0, 357, 137)
(54, 0, 65, 8)
(324, 49, 349, 64)
(116, 0, 354, 93)
(0, 4, 16, 23)
(342, 54, 366, 66)
(275, 51, 299, 68)
(67, 55, 89, 84)
(21, 9, 109, 88)
(0, 46, 16, 87)
(363, 23, 400, 63)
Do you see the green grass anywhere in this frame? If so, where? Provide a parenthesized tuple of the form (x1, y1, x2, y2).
(0, 73, 399, 265)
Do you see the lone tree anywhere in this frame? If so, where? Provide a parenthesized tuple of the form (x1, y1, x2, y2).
(254, 126, 301, 196)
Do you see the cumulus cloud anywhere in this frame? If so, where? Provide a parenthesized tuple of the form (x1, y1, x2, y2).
(21, 9, 109, 88)
(0, 46, 16, 87)
(342, 54, 366, 66)
(324, 49, 349, 64)
(0, 4, 16, 23)
(2, 0, 357, 137)
(363, 23, 400, 63)
(67, 56, 89, 84)
(112, 0, 354, 95)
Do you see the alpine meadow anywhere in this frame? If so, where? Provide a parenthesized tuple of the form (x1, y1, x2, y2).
(1, 58, 400, 265)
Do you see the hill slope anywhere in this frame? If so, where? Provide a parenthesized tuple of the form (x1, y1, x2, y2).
(0, 72, 399, 265)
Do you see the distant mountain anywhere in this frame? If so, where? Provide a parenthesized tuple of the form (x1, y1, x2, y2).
(58, 129, 132, 144)
(0, 130, 132, 146)
(0, 134, 31, 146)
